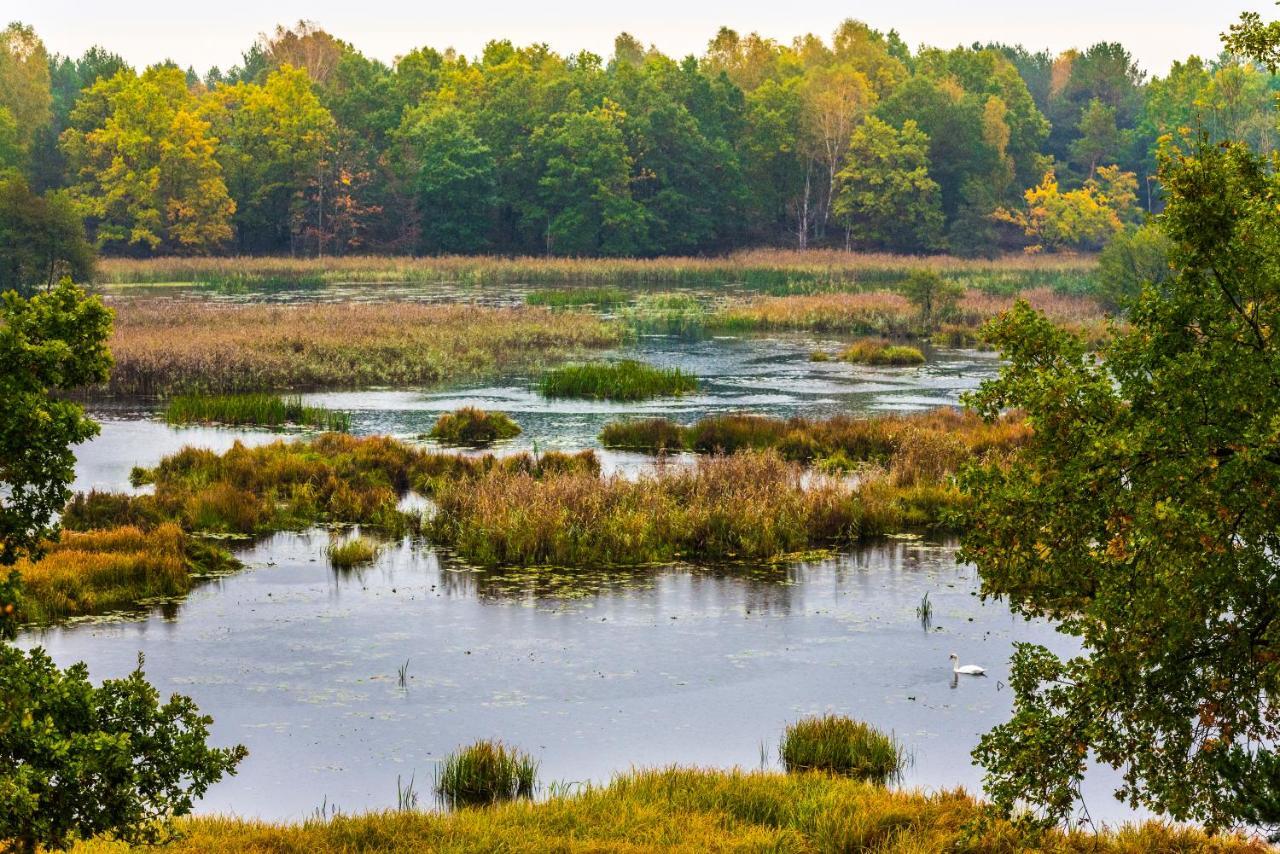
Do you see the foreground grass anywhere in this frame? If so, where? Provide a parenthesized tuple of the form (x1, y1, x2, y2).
(105, 299, 624, 395)
(538, 360, 698, 401)
(70, 767, 1262, 853)
(12, 524, 238, 625)
(96, 249, 1097, 291)
(164, 393, 351, 431)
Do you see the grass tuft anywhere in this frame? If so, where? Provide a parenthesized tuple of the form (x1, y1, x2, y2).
(597, 418, 685, 453)
(164, 393, 351, 431)
(839, 339, 926, 366)
(326, 536, 381, 569)
(526, 286, 629, 307)
(780, 715, 903, 784)
(538, 360, 698, 401)
(436, 740, 538, 807)
(428, 408, 522, 447)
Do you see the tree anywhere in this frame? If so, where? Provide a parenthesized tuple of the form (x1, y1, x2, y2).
(0, 281, 111, 566)
(901, 269, 964, 328)
(523, 102, 648, 256)
(0, 175, 94, 294)
(1071, 98, 1122, 177)
(961, 130, 1280, 829)
(61, 66, 233, 253)
(0, 283, 245, 852)
(832, 117, 942, 251)
(0, 23, 52, 161)
(1096, 222, 1172, 311)
(993, 167, 1130, 252)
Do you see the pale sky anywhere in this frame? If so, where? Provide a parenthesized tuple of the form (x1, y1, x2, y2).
(13, 0, 1278, 78)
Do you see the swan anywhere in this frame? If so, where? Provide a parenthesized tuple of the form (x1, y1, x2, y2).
(949, 653, 986, 676)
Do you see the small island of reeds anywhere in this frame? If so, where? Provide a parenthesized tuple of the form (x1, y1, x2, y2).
(164, 393, 352, 431)
(538, 359, 698, 401)
(427, 407, 522, 446)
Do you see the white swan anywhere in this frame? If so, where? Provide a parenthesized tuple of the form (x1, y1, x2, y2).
(949, 653, 986, 676)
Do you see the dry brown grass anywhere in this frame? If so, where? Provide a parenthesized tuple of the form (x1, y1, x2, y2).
(13, 524, 230, 624)
(97, 249, 1098, 287)
(104, 299, 625, 394)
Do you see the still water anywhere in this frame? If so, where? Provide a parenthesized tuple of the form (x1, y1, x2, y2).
(22, 297, 1142, 824)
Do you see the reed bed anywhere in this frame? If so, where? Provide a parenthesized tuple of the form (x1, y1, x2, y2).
(96, 249, 1098, 290)
(839, 339, 926, 366)
(709, 286, 1110, 343)
(779, 715, 903, 784)
(428, 408, 521, 447)
(12, 524, 237, 624)
(435, 740, 539, 807)
(538, 360, 698, 401)
(69, 766, 1264, 853)
(164, 393, 351, 430)
(427, 449, 959, 566)
(600, 409, 1027, 471)
(104, 299, 625, 395)
(617, 292, 709, 336)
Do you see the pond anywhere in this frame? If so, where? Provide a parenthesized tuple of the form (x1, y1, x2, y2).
(20, 285, 1142, 825)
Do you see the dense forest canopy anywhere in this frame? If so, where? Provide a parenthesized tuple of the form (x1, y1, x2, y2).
(1, 18, 1278, 258)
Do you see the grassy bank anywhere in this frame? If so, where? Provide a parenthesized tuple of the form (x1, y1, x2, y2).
(70, 766, 1261, 853)
(164, 393, 351, 431)
(105, 299, 625, 395)
(709, 286, 1110, 343)
(96, 250, 1097, 292)
(12, 524, 238, 625)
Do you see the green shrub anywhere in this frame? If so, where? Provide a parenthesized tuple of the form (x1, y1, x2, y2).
(538, 360, 698, 401)
(436, 740, 538, 807)
(839, 339, 926, 366)
(780, 715, 902, 784)
(428, 408, 522, 446)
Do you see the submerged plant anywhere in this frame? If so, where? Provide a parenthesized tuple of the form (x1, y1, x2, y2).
(435, 740, 538, 807)
(538, 360, 698, 401)
(780, 715, 903, 784)
(428, 408, 522, 447)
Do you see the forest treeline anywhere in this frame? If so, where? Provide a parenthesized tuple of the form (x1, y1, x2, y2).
(0, 18, 1276, 259)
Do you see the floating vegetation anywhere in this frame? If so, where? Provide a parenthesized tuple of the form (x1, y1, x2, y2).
(525, 286, 629, 307)
(428, 408, 521, 447)
(839, 339, 926, 366)
(164, 393, 351, 431)
(106, 299, 624, 395)
(327, 536, 381, 569)
(780, 715, 903, 784)
(435, 740, 538, 807)
(538, 360, 698, 401)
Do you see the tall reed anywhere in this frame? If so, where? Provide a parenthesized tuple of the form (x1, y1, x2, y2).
(164, 393, 351, 430)
(435, 740, 538, 807)
(538, 360, 698, 401)
(779, 715, 903, 784)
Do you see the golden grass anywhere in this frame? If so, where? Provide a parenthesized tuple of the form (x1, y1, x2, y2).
(709, 286, 1111, 343)
(96, 249, 1098, 288)
(839, 339, 926, 366)
(104, 299, 625, 395)
(13, 524, 234, 624)
(69, 767, 1263, 853)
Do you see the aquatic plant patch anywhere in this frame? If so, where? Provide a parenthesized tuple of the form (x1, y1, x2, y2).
(164, 393, 352, 431)
(839, 339, 926, 366)
(780, 715, 903, 783)
(427, 408, 522, 446)
(538, 360, 698, 401)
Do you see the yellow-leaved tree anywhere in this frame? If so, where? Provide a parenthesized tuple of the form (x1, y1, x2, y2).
(994, 165, 1136, 252)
